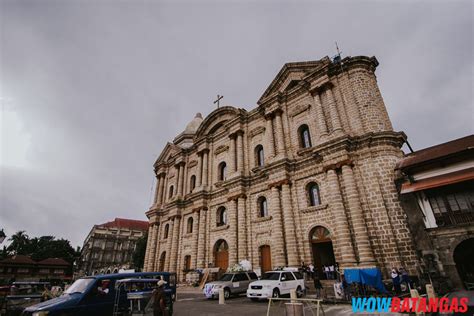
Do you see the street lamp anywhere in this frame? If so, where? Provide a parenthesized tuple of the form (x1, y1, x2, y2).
(0, 229, 6, 244)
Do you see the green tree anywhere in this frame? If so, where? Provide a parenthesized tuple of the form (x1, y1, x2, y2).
(132, 233, 148, 271)
(4, 231, 80, 266)
(7, 231, 30, 255)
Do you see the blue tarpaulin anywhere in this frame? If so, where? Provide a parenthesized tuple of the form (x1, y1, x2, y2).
(344, 268, 387, 293)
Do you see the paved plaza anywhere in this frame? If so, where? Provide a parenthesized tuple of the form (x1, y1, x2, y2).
(173, 291, 360, 316)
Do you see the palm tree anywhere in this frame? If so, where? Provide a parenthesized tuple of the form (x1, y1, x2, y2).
(7, 231, 30, 255)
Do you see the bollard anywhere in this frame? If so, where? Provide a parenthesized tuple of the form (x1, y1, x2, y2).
(426, 284, 436, 299)
(219, 288, 225, 305)
(290, 289, 297, 303)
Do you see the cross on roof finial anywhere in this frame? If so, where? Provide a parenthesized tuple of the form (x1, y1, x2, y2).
(213, 94, 223, 109)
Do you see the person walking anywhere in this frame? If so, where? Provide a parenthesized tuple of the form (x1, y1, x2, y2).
(152, 280, 169, 316)
(341, 275, 350, 301)
(312, 270, 323, 299)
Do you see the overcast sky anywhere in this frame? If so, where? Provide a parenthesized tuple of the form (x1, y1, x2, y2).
(1, 0, 472, 248)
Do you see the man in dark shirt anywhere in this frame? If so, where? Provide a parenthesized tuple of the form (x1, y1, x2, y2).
(152, 280, 168, 316)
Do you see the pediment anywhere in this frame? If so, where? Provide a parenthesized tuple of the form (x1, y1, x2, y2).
(258, 58, 330, 105)
(154, 142, 182, 167)
(195, 106, 244, 139)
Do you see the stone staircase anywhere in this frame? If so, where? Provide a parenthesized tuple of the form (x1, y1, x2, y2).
(305, 279, 340, 300)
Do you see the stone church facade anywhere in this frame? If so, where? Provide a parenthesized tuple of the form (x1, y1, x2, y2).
(143, 55, 418, 281)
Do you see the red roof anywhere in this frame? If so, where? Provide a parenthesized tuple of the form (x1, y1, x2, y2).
(99, 218, 149, 231)
(397, 135, 474, 170)
(37, 258, 70, 266)
(1, 255, 36, 265)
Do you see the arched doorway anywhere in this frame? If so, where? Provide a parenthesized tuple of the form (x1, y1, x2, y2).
(214, 239, 229, 271)
(259, 245, 272, 273)
(159, 252, 166, 272)
(310, 226, 336, 279)
(184, 255, 191, 272)
(453, 238, 474, 288)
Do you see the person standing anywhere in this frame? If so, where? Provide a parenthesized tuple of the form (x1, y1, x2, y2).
(391, 268, 401, 294)
(323, 265, 330, 280)
(329, 265, 335, 280)
(308, 263, 315, 281)
(399, 267, 411, 291)
(152, 280, 168, 316)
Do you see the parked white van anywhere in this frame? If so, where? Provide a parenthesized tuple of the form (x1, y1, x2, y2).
(246, 270, 305, 300)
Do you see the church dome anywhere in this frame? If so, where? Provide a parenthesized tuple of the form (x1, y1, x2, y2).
(184, 112, 203, 134)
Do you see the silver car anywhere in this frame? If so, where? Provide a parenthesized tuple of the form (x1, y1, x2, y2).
(204, 272, 258, 299)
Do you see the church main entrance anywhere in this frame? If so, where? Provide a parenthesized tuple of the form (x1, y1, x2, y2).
(453, 238, 474, 288)
(310, 226, 336, 279)
(259, 245, 272, 273)
(159, 252, 166, 272)
(214, 239, 229, 271)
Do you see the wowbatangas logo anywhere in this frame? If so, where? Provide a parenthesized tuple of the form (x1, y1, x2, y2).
(352, 297, 469, 313)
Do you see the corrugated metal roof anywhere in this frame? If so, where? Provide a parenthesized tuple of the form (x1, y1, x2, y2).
(397, 135, 474, 170)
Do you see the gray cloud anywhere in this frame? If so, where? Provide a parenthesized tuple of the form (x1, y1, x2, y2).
(1, 0, 472, 247)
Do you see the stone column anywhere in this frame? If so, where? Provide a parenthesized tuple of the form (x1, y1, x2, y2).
(197, 153, 203, 187)
(148, 224, 158, 270)
(176, 216, 185, 281)
(153, 223, 163, 271)
(156, 174, 163, 205)
(169, 216, 181, 272)
(341, 165, 375, 266)
(281, 183, 299, 266)
(165, 220, 173, 271)
(270, 186, 286, 268)
(143, 224, 153, 271)
(192, 212, 200, 269)
(176, 164, 183, 197)
(182, 162, 188, 196)
(312, 92, 329, 138)
(163, 173, 169, 203)
(173, 166, 180, 198)
(197, 209, 207, 268)
(229, 135, 236, 172)
(326, 169, 357, 266)
(274, 111, 286, 156)
(228, 198, 238, 266)
(202, 150, 209, 187)
(237, 196, 247, 261)
(236, 132, 244, 173)
(153, 176, 161, 205)
(325, 87, 342, 133)
(265, 115, 275, 158)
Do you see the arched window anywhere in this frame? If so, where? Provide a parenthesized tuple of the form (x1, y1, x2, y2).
(258, 196, 268, 217)
(190, 175, 196, 192)
(216, 207, 227, 226)
(255, 145, 264, 167)
(307, 182, 321, 206)
(218, 162, 227, 181)
(168, 185, 174, 199)
(187, 217, 193, 234)
(298, 124, 312, 148)
(164, 224, 169, 239)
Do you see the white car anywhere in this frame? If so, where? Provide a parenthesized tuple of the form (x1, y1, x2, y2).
(246, 270, 305, 300)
